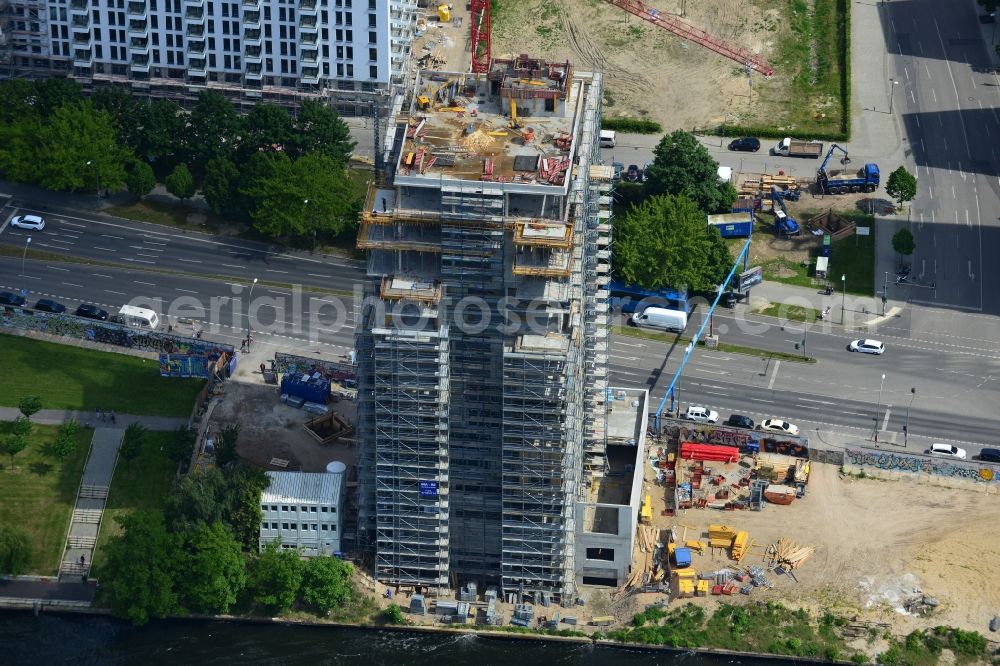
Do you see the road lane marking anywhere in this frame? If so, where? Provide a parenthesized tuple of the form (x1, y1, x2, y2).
(93, 246, 114, 252)
(100, 234, 124, 239)
(952, 185, 956, 198)
(904, 66, 909, 80)
(880, 406, 892, 432)
(176, 288, 198, 294)
(943, 136, 949, 151)
(914, 115, 921, 128)
(46, 266, 69, 272)
(136, 253, 160, 258)
(91, 273, 112, 278)
(969, 261, 975, 280)
(105, 290, 126, 296)
(135, 281, 156, 286)
(308, 274, 333, 279)
(925, 63, 931, 78)
(178, 258, 202, 263)
(221, 264, 244, 269)
(614, 341, 645, 348)
(799, 398, 835, 405)
(966, 209, 971, 228)
(59, 221, 85, 228)
(934, 18, 972, 157)
(62, 282, 83, 287)
(767, 360, 780, 390)
(910, 90, 917, 104)
(931, 88, 937, 103)
(266, 269, 289, 274)
(921, 138, 925, 153)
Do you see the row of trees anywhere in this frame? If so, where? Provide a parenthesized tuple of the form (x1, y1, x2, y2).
(614, 130, 736, 292)
(101, 455, 354, 625)
(0, 79, 361, 242)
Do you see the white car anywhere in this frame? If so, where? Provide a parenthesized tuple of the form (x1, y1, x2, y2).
(927, 443, 966, 460)
(759, 419, 800, 436)
(9, 214, 45, 231)
(684, 405, 719, 424)
(849, 338, 885, 355)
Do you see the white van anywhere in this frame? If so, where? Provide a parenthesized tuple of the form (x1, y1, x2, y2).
(117, 304, 160, 330)
(631, 306, 687, 332)
(599, 130, 616, 148)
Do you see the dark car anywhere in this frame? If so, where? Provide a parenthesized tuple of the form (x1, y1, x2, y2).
(625, 164, 640, 182)
(34, 298, 66, 314)
(727, 137, 761, 152)
(74, 303, 109, 321)
(978, 448, 1000, 463)
(0, 291, 27, 307)
(725, 414, 755, 429)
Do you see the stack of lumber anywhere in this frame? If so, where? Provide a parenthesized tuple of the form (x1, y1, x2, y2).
(755, 453, 796, 483)
(731, 531, 749, 560)
(636, 524, 658, 553)
(708, 524, 737, 549)
(767, 537, 816, 570)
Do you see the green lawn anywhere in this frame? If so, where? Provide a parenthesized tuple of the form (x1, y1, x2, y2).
(0, 334, 204, 417)
(828, 221, 876, 296)
(0, 420, 93, 574)
(106, 200, 221, 233)
(614, 325, 814, 363)
(754, 303, 818, 323)
(91, 430, 176, 576)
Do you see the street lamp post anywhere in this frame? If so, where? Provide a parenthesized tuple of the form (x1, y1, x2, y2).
(86, 160, 101, 200)
(21, 237, 31, 276)
(888, 79, 899, 115)
(840, 274, 847, 325)
(904, 387, 916, 447)
(246, 277, 258, 351)
(882, 271, 889, 315)
(873, 373, 886, 441)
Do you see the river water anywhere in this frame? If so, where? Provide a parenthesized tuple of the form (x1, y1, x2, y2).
(0, 611, 800, 666)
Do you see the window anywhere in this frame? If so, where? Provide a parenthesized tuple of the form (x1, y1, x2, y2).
(152, 32, 159, 45)
(222, 3, 229, 16)
(368, 30, 375, 44)
(264, 7, 271, 19)
(335, 28, 342, 40)
(282, 522, 289, 529)
(261, 504, 268, 511)
(336, 62, 343, 76)
(177, 52, 184, 65)
(310, 506, 317, 513)
(346, 46, 352, 58)
(369, 65, 377, 78)
(335, 45, 342, 58)
(368, 0, 375, 8)
(281, 505, 289, 512)
(368, 47, 376, 61)
(280, 24, 286, 38)
(280, 41, 287, 55)
(300, 505, 308, 513)
(344, 13, 351, 25)
(321, 506, 328, 513)
(345, 29, 351, 40)
(368, 14, 375, 28)
(167, 33, 173, 47)
(586, 547, 616, 562)
(321, 524, 328, 531)
(346, 63, 352, 76)
(209, 53, 216, 66)
(335, 11, 341, 23)
(279, 6, 285, 20)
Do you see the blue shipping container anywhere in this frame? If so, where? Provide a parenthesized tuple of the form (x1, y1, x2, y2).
(280, 373, 331, 404)
(707, 212, 754, 238)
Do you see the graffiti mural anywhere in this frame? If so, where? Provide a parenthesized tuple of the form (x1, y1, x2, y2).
(845, 447, 1000, 485)
(274, 352, 356, 382)
(1, 307, 233, 375)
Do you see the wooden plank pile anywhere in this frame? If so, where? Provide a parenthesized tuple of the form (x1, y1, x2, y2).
(708, 524, 736, 549)
(636, 524, 658, 553)
(767, 537, 815, 570)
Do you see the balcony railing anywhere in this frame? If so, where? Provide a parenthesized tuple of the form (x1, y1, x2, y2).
(72, 15, 90, 28)
(244, 29, 262, 42)
(130, 56, 150, 71)
(70, 0, 88, 11)
(185, 8, 205, 20)
(187, 25, 205, 37)
(127, 2, 146, 15)
(72, 50, 93, 66)
(300, 16, 318, 29)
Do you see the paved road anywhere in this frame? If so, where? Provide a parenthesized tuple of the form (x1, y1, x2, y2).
(880, 0, 1000, 314)
(0, 198, 364, 293)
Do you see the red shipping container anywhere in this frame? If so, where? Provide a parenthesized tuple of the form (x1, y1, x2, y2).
(679, 442, 740, 463)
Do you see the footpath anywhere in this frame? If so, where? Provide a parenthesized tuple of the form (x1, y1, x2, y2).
(0, 407, 186, 431)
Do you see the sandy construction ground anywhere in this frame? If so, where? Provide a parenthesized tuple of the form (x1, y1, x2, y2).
(634, 457, 1000, 643)
(492, 0, 788, 130)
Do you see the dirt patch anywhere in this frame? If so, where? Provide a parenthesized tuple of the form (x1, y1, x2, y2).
(492, 0, 790, 130)
(208, 376, 357, 474)
(642, 457, 1000, 640)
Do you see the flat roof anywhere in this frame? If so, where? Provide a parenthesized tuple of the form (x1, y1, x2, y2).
(263, 471, 343, 505)
(606, 387, 647, 445)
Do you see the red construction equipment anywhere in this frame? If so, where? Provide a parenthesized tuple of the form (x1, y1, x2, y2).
(602, 0, 773, 77)
(470, 0, 491, 74)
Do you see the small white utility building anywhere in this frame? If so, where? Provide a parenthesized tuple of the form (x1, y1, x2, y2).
(259, 462, 347, 556)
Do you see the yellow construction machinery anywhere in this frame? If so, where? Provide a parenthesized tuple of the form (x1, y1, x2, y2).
(509, 98, 522, 129)
(437, 3, 451, 22)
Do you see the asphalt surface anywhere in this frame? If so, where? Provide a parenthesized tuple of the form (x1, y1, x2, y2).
(0, 197, 364, 292)
(880, 0, 1000, 315)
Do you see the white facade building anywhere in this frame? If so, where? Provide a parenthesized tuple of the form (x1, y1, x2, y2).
(3, 0, 416, 111)
(259, 464, 346, 556)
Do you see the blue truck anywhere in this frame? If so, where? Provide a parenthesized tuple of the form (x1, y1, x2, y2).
(771, 186, 800, 236)
(707, 211, 753, 238)
(817, 144, 880, 194)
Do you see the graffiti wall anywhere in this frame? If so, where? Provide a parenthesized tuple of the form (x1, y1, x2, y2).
(274, 352, 356, 382)
(1, 307, 233, 377)
(666, 419, 808, 457)
(845, 447, 1000, 485)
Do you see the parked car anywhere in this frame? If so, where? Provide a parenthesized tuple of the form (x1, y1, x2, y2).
(927, 443, 966, 460)
(642, 161, 652, 182)
(0, 291, 27, 306)
(74, 303, 109, 321)
(9, 214, 45, 231)
(759, 418, 800, 436)
(849, 338, 885, 355)
(612, 162, 624, 181)
(684, 405, 719, 424)
(34, 298, 66, 313)
(725, 414, 754, 429)
(727, 137, 761, 152)
(625, 164, 640, 182)
(977, 448, 1000, 463)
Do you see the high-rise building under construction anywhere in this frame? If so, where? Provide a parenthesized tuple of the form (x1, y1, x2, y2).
(355, 56, 615, 602)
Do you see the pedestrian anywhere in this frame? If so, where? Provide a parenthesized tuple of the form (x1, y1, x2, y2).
(79, 554, 85, 566)
(382, 197, 387, 212)
(110, 410, 116, 425)
(240, 340, 247, 353)
(95, 407, 101, 421)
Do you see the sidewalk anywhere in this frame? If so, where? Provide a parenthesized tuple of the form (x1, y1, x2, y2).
(0, 407, 187, 431)
(745, 281, 906, 331)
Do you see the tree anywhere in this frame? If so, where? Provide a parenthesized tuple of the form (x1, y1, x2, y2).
(216, 423, 241, 467)
(1, 435, 28, 472)
(31, 78, 83, 118)
(165, 426, 197, 465)
(644, 130, 736, 213)
(0, 115, 44, 184)
(119, 423, 148, 463)
(41, 101, 129, 192)
(290, 99, 356, 164)
(185, 91, 238, 179)
(91, 87, 141, 149)
(892, 228, 916, 264)
(300, 556, 354, 614)
(134, 100, 186, 173)
(11, 416, 32, 438)
(237, 103, 294, 162)
(18, 395, 42, 421)
(245, 153, 359, 240)
(126, 159, 157, 198)
(249, 541, 303, 614)
(383, 603, 406, 625)
(52, 420, 80, 462)
(102, 511, 183, 625)
(175, 521, 247, 614)
(0, 79, 39, 125)
(224, 466, 271, 552)
(165, 163, 196, 201)
(614, 194, 732, 291)
(885, 166, 917, 206)
(0, 525, 32, 575)
(165, 467, 228, 532)
(202, 157, 240, 215)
